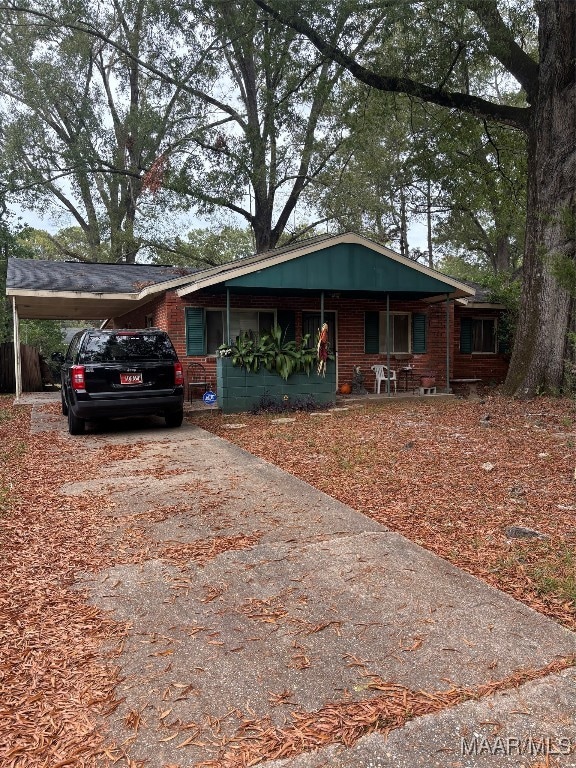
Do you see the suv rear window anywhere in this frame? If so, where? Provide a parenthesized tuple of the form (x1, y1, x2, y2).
(79, 332, 177, 363)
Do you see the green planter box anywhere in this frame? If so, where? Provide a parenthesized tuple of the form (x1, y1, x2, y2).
(216, 356, 336, 414)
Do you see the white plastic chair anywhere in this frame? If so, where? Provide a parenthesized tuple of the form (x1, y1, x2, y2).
(371, 364, 397, 394)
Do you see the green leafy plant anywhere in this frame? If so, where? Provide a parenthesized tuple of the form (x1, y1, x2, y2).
(229, 331, 262, 373)
(221, 325, 319, 381)
(258, 325, 317, 380)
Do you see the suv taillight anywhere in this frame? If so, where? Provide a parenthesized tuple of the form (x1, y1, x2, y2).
(174, 362, 184, 387)
(71, 365, 86, 390)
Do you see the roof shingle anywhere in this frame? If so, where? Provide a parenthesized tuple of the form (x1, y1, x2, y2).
(6, 259, 198, 294)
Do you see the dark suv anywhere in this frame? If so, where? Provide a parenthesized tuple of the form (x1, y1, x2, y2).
(61, 328, 184, 434)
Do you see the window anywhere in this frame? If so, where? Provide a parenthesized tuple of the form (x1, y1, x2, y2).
(378, 313, 410, 354)
(460, 317, 497, 353)
(365, 312, 426, 354)
(79, 332, 177, 363)
(205, 309, 275, 353)
(472, 318, 497, 352)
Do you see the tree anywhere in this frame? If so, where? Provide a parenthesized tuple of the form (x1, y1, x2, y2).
(253, 0, 575, 396)
(0, 1, 206, 262)
(162, 0, 356, 252)
(0, 0, 359, 258)
(149, 226, 255, 268)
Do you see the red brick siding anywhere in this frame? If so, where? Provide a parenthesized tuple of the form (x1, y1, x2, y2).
(113, 292, 509, 391)
(453, 307, 509, 384)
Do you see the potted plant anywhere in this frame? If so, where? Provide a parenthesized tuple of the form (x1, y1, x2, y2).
(420, 370, 436, 388)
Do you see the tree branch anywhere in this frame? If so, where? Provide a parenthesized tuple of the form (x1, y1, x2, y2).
(252, 0, 530, 131)
(464, 0, 539, 102)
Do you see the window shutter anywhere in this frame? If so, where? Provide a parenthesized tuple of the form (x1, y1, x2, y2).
(276, 309, 296, 342)
(365, 312, 380, 353)
(460, 317, 473, 354)
(412, 313, 427, 353)
(185, 307, 205, 355)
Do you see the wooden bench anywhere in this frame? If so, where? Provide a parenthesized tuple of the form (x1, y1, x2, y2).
(450, 378, 482, 397)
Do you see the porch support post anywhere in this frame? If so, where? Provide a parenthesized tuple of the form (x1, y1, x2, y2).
(13, 297, 22, 400)
(320, 291, 324, 327)
(445, 293, 451, 393)
(226, 288, 231, 345)
(386, 293, 391, 396)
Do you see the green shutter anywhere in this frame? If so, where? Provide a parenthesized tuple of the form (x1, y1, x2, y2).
(460, 317, 473, 353)
(186, 307, 206, 355)
(365, 311, 380, 353)
(276, 309, 296, 342)
(412, 313, 427, 353)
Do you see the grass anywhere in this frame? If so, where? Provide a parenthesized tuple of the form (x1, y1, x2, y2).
(531, 545, 576, 604)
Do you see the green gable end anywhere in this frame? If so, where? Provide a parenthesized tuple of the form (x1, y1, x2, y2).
(225, 243, 455, 296)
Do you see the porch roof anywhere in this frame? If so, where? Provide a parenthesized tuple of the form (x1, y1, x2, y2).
(177, 233, 474, 301)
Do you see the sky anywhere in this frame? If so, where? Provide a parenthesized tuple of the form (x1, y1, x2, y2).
(9, 201, 430, 256)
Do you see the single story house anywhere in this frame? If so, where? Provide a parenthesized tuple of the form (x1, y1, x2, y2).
(7, 232, 510, 399)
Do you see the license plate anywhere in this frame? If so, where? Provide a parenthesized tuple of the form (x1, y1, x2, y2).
(120, 372, 143, 385)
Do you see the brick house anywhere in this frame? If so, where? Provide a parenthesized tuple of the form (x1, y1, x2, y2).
(7, 232, 510, 398)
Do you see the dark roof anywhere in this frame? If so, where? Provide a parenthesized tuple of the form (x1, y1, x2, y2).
(453, 279, 494, 304)
(6, 258, 199, 294)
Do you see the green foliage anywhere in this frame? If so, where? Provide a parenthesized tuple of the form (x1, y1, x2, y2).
(220, 324, 318, 380)
(551, 254, 576, 297)
(150, 226, 255, 269)
(530, 546, 576, 605)
(19, 320, 65, 357)
(259, 325, 317, 380)
(228, 331, 262, 374)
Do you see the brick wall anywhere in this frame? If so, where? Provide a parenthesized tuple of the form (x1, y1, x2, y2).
(452, 306, 509, 384)
(114, 291, 510, 392)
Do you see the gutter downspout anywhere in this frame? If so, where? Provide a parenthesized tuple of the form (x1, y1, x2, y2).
(13, 297, 22, 400)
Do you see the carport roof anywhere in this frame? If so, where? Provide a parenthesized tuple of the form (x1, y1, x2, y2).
(6, 259, 199, 320)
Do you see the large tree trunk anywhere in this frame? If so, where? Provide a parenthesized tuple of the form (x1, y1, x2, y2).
(503, 1, 575, 396)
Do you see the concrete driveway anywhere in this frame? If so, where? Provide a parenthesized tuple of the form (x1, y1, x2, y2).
(27, 395, 576, 766)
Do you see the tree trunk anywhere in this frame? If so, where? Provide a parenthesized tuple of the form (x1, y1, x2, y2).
(426, 179, 434, 269)
(503, 1, 575, 396)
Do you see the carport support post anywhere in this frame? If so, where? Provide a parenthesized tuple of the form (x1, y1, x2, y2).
(13, 297, 22, 399)
(445, 293, 451, 393)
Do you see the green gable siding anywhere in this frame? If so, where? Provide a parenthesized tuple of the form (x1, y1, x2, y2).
(225, 244, 456, 295)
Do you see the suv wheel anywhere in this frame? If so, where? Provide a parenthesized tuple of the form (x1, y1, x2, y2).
(165, 408, 183, 428)
(68, 408, 85, 435)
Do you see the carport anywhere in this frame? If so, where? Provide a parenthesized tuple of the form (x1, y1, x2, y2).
(6, 259, 198, 398)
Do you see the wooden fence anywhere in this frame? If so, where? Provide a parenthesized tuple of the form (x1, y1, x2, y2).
(0, 343, 43, 393)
